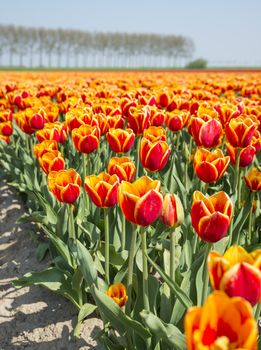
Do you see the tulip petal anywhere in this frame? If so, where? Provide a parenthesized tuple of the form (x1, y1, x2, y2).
(134, 189, 163, 226)
(198, 212, 230, 242)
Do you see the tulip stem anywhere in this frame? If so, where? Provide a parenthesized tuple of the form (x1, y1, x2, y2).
(141, 227, 150, 311)
(135, 136, 141, 179)
(170, 230, 176, 282)
(201, 243, 212, 305)
(67, 204, 75, 240)
(254, 302, 261, 321)
(176, 131, 180, 151)
(234, 148, 240, 204)
(104, 208, 110, 286)
(121, 211, 126, 251)
(82, 153, 90, 212)
(126, 224, 137, 315)
(247, 192, 254, 245)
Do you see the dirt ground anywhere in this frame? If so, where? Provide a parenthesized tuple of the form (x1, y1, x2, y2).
(0, 179, 103, 350)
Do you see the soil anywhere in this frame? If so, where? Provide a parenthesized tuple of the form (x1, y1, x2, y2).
(0, 179, 103, 350)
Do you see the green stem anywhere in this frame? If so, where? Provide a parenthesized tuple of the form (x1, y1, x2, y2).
(82, 153, 90, 212)
(254, 302, 261, 321)
(135, 136, 141, 179)
(202, 243, 212, 305)
(226, 216, 234, 248)
(121, 210, 126, 251)
(238, 167, 242, 207)
(192, 233, 198, 254)
(104, 208, 110, 286)
(170, 231, 176, 282)
(141, 227, 150, 311)
(126, 224, 137, 315)
(67, 204, 75, 240)
(247, 192, 254, 245)
(176, 131, 180, 151)
(234, 148, 240, 204)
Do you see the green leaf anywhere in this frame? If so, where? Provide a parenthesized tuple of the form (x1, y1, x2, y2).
(41, 225, 75, 268)
(76, 240, 97, 287)
(146, 253, 193, 309)
(13, 267, 80, 309)
(140, 310, 186, 350)
(74, 303, 97, 337)
(232, 199, 252, 244)
(91, 285, 151, 340)
(35, 242, 49, 262)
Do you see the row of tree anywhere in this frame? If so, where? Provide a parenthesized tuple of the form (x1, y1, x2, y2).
(0, 25, 195, 68)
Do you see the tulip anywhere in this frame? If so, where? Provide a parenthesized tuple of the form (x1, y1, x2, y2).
(48, 168, 81, 204)
(107, 128, 135, 153)
(0, 110, 12, 123)
(244, 167, 261, 192)
(188, 115, 223, 148)
(143, 126, 166, 142)
(160, 193, 184, 228)
(149, 107, 165, 126)
(0, 135, 10, 144)
(72, 124, 100, 154)
(93, 113, 108, 135)
(225, 115, 257, 148)
(194, 148, 230, 183)
(128, 105, 150, 135)
(157, 90, 172, 109)
(107, 115, 125, 129)
(191, 191, 233, 242)
(84, 172, 119, 208)
(36, 122, 68, 143)
(208, 246, 261, 306)
(118, 176, 163, 226)
(165, 110, 189, 132)
(34, 140, 58, 158)
(226, 143, 255, 167)
(65, 106, 94, 131)
(38, 151, 65, 174)
(107, 157, 136, 182)
(214, 102, 241, 125)
(0, 121, 12, 136)
(140, 137, 170, 172)
(185, 291, 258, 350)
(105, 283, 128, 307)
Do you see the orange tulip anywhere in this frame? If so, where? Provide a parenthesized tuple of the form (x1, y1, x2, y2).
(38, 151, 65, 174)
(185, 291, 258, 350)
(140, 137, 170, 172)
(65, 106, 94, 131)
(16, 109, 45, 134)
(165, 110, 190, 132)
(105, 283, 128, 307)
(193, 148, 230, 183)
(107, 115, 125, 129)
(214, 102, 241, 125)
(0, 135, 10, 143)
(107, 128, 135, 153)
(128, 105, 150, 135)
(93, 113, 108, 135)
(188, 115, 223, 148)
(72, 124, 100, 154)
(0, 110, 12, 123)
(191, 191, 233, 242)
(118, 176, 163, 226)
(225, 115, 257, 148)
(226, 143, 256, 168)
(107, 157, 136, 182)
(84, 172, 119, 208)
(48, 168, 81, 203)
(0, 121, 12, 136)
(244, 167, 261, 192)
(208, 246, 261, 306)
(36, 122, 68, 143)
(33, 140, 58, 158)
(149, 107, 165, 126)
(160, 193, 184, 227)
(143, 126, 166, 142)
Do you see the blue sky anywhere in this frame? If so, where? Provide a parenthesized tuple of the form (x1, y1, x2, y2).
(1, 0, 260, 66)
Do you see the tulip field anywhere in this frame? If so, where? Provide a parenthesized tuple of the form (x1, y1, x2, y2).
(0, 71, 261, 350)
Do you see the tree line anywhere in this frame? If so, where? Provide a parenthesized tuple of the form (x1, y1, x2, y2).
(0, 25, 195, 68)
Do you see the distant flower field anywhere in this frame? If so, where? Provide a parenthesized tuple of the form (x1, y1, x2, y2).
(0, 71, 260, 350)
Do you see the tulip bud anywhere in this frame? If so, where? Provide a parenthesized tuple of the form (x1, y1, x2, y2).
(160, 193, 184, 228)
(105, 283, 128, 307)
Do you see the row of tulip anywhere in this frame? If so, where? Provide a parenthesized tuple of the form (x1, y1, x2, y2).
(0, 71, 260, 350)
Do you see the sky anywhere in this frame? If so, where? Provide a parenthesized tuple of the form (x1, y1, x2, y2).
(0, 0, 260, 66)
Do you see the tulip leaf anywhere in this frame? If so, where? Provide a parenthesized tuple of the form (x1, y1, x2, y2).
(35, 241, 49, 262)
(140, 310, 186, 350)
(41, 225, 75, 268)
(75, 240, 98, 287)
(74, 303, 97, 337)
(232, 198, 252, 244)
(13, 267, 80, 309)
(91, 285, 151, 340)
(146, 253, 193, 309)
